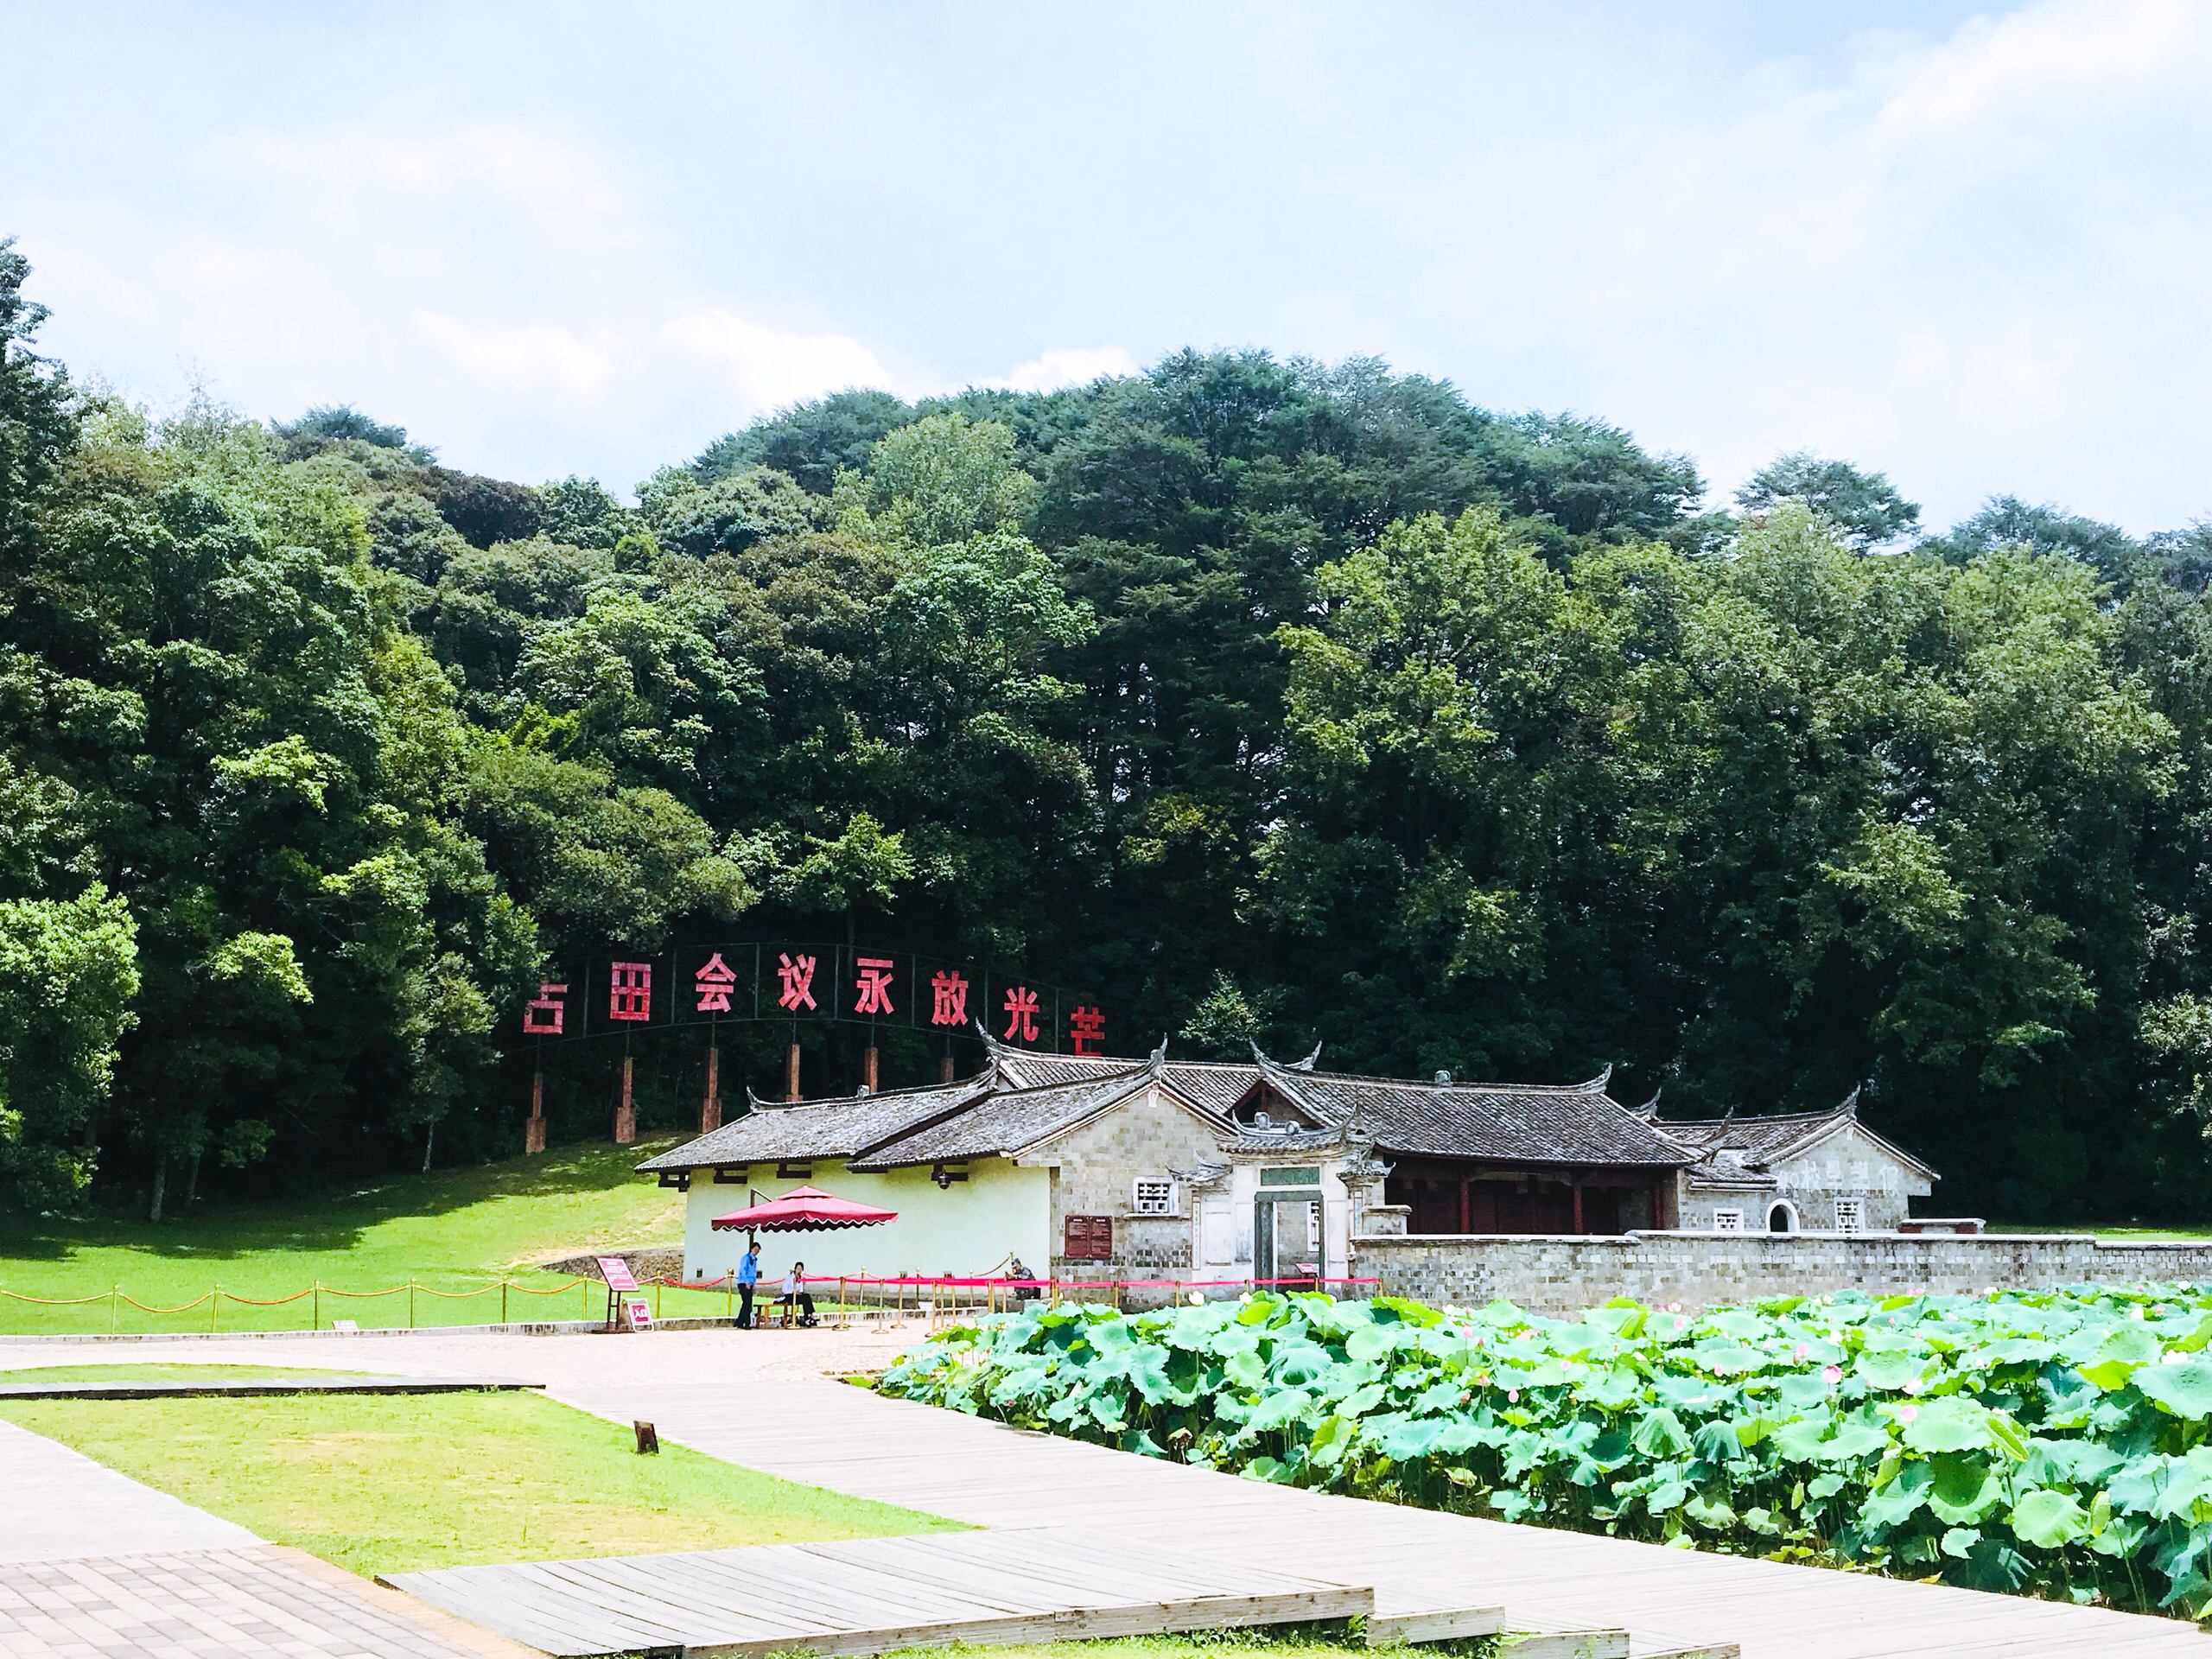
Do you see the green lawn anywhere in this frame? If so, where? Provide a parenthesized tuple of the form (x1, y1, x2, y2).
(1990, 1223, 2212, 1240)
(0, 1136, 747, 1334)
(0, 1389, 958, 1579)
(0, 1362, 358, 1384)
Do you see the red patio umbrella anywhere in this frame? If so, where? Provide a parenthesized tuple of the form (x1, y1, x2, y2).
(709, 1185, 899, 1233)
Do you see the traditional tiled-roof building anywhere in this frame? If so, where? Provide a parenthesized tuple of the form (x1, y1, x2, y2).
(636, 1039, 1943, 1290)
(1644, 1088, 1938, 1234)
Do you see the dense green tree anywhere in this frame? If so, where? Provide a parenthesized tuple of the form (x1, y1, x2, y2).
(1921, 495, 2140, 588)
(0, 887, 137, 1210)
(1735, 449, 1922, 550)
(0, 239, 74, 561)
(692, 389, 917, 494)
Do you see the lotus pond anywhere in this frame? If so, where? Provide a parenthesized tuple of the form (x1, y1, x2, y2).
(880, 1285, 2212, 1618)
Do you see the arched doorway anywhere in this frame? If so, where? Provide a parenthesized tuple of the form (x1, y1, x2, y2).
(1766, 1201, 1798, 1235)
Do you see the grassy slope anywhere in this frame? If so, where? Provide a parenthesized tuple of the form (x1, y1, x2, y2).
(0, 1137, 715, 1333)
(1, 1390, 958, 1578)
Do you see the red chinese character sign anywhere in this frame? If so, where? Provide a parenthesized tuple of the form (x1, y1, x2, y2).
(609, 962, 652, 1021)
(514, 944, 1103, 1052)
(853, 957, 895, 1016)
(694, 952, 737, 1014)
(929, 969, 969, 1028)
(777, 952, 817, 1012)
(521, 982, 567, 1035)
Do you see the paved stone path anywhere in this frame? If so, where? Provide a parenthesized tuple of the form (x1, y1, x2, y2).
(0, 1421, 257, 1565)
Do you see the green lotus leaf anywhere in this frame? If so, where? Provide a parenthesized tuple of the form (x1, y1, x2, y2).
(1681, 1491, 1736, 1529)
(1344, 1323, 1401, 1362)
(1902, 1397, 1997, 1453)
(1928, 1453, 2005, 1525)
(2010, 1488, 2088, 1548)
(1630, 1406, 1694, 1459)
(1577, 1366, 1643, 1412)
(1856, 1350, 1924, 1391)
(1244, 1388, 1314, 1433)
(1224, 1351, 1266, 1389)
(1705, 1310, 1769, 1341)
(2136, 1357, 2212, 1419)
(2078, 1324, 2163, 1390)
(1772, 1413, 1837, 1462)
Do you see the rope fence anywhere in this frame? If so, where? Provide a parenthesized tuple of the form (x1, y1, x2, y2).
(0, 1271, 1377, 1333)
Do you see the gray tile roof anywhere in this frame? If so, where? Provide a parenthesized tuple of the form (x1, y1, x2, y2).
(850, 1067, 1156, 1168)
(996, 1039, 1690, 1167)
(1656, 1096, 1937, 1182)
(1265, 1070, 1693, 1166)
(640, 1039, 1695, 1179)
(632, 1077, 990, 1171)
(995, 1050, 1255, 1118)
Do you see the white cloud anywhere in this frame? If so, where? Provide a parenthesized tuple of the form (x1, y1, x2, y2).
(995, 346, 1140, 391)
(659, 310, 903, 414)
(410, 314, 626, 403)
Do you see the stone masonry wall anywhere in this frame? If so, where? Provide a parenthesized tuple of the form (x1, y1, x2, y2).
(1356, 1231, 2212, 1315)
(1026, 1084, 1224, 1277)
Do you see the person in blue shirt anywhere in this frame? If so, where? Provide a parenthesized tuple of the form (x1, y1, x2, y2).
(735, 1241, 760, 1328)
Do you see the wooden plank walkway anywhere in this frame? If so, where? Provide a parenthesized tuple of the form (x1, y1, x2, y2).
(552, 1375, 2212, 1659)
(0, 1546, 527, 1659)
(385, 1527, 1376, 1659)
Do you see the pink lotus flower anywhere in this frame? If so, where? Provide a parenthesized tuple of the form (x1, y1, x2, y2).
(1822, 1364, 1843, 1384)
(1895, 1403, 1919, 1424)
(1506, 1389, 1520, 1403)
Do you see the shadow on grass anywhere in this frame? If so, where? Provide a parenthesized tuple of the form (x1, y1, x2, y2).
(0, 1135, 687, 1266)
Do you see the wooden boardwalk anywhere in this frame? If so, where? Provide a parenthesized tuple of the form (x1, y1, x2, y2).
(0, 1546, 528, 1659)
(385, 1527, 1376, 1658)
(554, 1372, 2212, 1659)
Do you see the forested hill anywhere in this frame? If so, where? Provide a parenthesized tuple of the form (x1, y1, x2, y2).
(6, 237, 2212, 1224)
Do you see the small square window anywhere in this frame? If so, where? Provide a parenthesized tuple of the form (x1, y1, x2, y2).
(1132, 1179, 1175, 1216)
(1835, 1198, 1865, 1233)
(1713, 1209, 1744, 1233)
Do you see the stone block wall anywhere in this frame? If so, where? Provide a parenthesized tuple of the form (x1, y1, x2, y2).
(1027, 1085, 1222, 1277)
(538, 1246, 685, 1281)
(1355, 1230, 2212, 1315)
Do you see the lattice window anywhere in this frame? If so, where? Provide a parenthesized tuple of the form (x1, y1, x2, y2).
(1713, 1209, 1744, 1233)
(1131, 1178, 1175, 1216)
(1834, 1198, 1865, 1233)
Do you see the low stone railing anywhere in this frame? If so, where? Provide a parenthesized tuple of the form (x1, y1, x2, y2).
(1352, 1229, 2212, 1313)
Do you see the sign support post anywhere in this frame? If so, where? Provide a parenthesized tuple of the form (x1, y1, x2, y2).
(614, 1042, 636, 1146)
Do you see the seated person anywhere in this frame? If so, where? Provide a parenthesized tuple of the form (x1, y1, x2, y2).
(778, 1262, 818, 1326)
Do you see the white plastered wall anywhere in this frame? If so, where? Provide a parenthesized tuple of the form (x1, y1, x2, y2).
(678, 1158, 1052, 1286)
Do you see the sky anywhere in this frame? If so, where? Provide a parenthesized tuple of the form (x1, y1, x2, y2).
(6, 1, 2211, 532)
